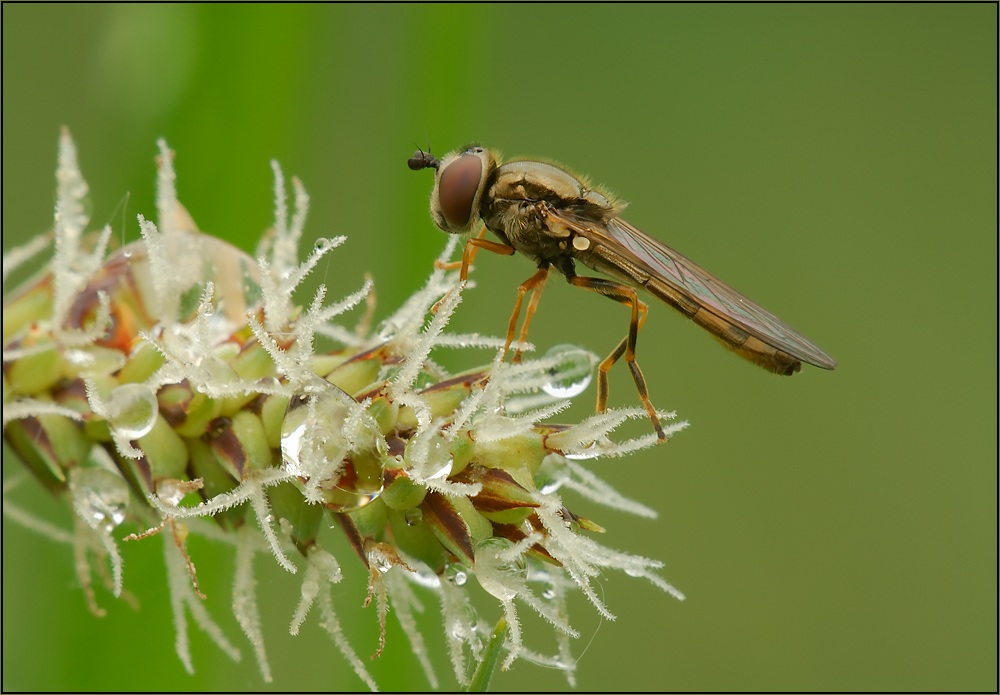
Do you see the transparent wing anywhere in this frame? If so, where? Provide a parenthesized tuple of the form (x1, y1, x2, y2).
(546, 206, 837, 370)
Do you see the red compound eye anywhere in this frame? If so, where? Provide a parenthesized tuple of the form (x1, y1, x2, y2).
(437, 154, 483, 230)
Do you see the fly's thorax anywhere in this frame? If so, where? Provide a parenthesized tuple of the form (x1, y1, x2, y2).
(429, 146, 498, 234)
(481, 159, 623, 261)
(491, 160, 586, 201)
(482, 198, 548, 257)
(490, 159, 623, 220)
(478, 197, 575, 266)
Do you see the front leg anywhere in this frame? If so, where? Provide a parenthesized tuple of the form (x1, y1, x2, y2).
(457, 234, 516, 282)
(432, 233, 516, 314)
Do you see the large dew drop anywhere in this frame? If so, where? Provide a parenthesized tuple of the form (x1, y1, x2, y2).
(541, 344, 595, 398)
(474, 537, 527, 601)
(69, 467, 130, 532)
(105, 383, 158, 439)
(280, 379, 385, 512)
(444, 562, 469, 586)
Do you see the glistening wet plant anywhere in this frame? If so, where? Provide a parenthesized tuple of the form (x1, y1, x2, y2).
(2, 131, 686, 690)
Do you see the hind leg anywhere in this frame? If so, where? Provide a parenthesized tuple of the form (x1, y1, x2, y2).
(567, 275, 666, 441)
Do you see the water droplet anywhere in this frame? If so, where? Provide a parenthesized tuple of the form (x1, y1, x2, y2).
(69, 468, 130, 533)
(541, 344, 594, 398)
(368, 549, 393, 574)
(376, 319, 398, 342)
(280, 380, 384, 512)
(537, 453, 568, 493)
(474, 537, 527, 601)
(446, 604, 479, 638)
(542, 587, 557, 600)
(147, 323, 165, 341)
(199, 355, 238, 387)
(64, 349, 94, 368)
(404, 507, 423, 526)
(105, 383, 158, 439)
(420, 438, 453, 482)
(445, 562, 468, 586)
(564, 442, 602, 460)
(254, 376, 281, 392)
(408, 567, 441, 589)
(157, 478, 190, 506)
(428, 457, 453, 481)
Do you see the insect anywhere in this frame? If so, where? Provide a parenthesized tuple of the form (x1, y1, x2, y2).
(408, 145, 836, 440)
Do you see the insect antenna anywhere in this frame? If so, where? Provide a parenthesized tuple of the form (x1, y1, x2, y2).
(407, 146, 440, 171)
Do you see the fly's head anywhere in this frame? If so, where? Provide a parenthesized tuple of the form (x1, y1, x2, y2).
(409, 145, 498, 234)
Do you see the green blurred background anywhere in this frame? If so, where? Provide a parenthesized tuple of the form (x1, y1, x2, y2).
(3, 4, 995, 692)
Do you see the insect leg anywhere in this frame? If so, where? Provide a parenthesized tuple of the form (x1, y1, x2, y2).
(434, 226, 489, 271)
(457, 234, 516, 281)
(432, 232, 515, 314)
(567, 275, 666, 441)
(505, 266, 550, 362)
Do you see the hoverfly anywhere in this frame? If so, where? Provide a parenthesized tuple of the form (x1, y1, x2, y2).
(408, 145, 836, 441)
